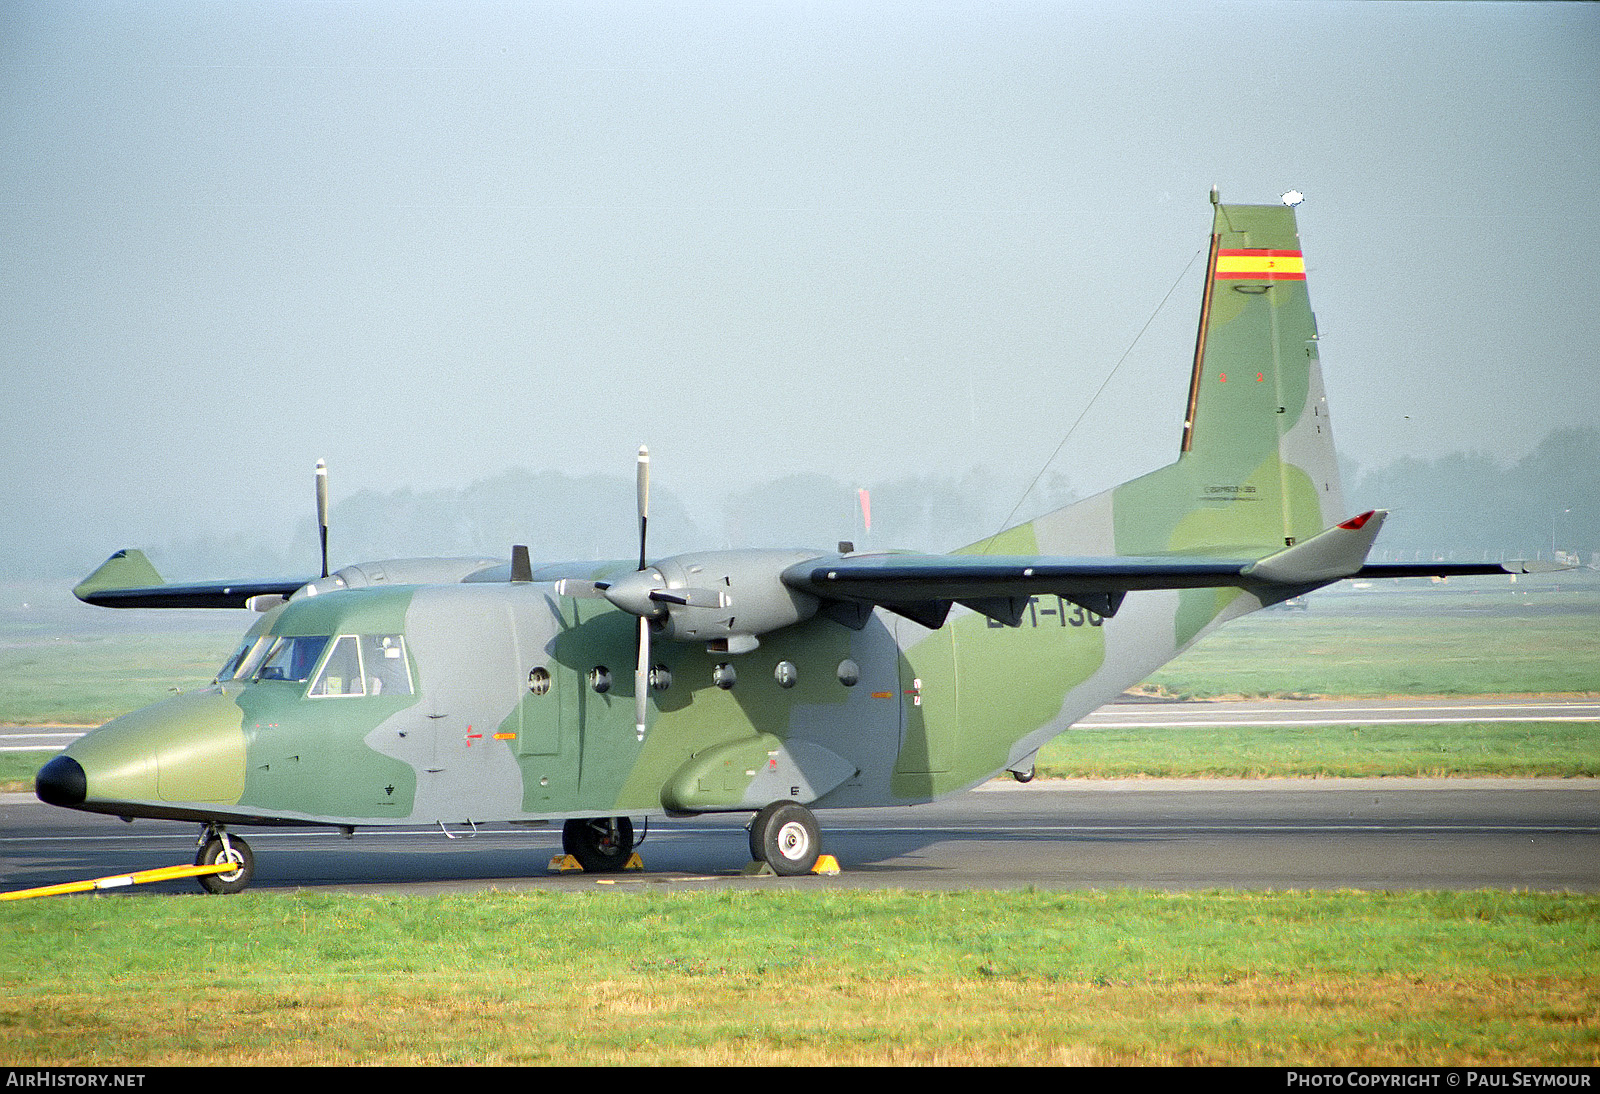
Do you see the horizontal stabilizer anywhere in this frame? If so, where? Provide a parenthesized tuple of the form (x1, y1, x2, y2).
(1355, 559, 1571, 580)
(1245, 510, 1387, 585)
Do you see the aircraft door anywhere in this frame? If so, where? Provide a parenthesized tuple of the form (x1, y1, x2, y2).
(511, 593, 579, 814)
(399, 589, 529, 822)
(891, 616, 958, 786)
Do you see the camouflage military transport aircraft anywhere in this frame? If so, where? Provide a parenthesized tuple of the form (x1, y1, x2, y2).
(38, 194, 1540, 892)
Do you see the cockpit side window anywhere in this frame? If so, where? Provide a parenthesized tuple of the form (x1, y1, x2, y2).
(216, 636, 271, 683)
(360, 634, 413, 696)
(256, 635, 331, 684)
(309, 635, 365, 697)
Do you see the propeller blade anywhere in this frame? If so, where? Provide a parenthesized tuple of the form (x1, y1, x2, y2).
(555, 578, 610, 599)
(636, 445, 650, 571)
(648, 587, 725, 609)
(315, 459, 330, 579)
(635, 614, 649, 741)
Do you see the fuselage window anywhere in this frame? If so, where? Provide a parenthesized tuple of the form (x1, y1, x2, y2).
(256, 635, 331, 684)
(309, 635, 365, 697)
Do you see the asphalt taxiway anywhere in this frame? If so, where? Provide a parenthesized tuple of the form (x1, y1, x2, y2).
(3, 776, 1596, 896)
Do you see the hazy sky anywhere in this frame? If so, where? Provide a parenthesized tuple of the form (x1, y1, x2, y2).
(3, 1, 1597, 577)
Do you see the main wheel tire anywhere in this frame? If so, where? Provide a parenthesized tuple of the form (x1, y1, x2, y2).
(749, 801, 821, 877)
(562, 817, 635, 873)
(195, 834, 254, 895)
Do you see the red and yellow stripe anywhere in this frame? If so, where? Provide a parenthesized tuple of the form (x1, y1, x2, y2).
(1214, 248, 1305, 280)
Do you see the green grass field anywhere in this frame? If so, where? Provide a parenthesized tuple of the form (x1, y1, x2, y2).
(2, 888, 1596, 1065)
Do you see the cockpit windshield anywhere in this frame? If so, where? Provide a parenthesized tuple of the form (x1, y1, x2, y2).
(256, 635, 331, 684)
(215, 635, 271, 682)
(249, 632, 414, 697)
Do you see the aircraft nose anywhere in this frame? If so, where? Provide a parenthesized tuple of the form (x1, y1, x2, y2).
(36, 754, 87, 807)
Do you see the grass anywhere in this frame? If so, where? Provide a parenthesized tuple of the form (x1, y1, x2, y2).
(1140, 586, 1600, 699)
(1037, 721, 1600, 779)
(1, 888, 1595, 1065)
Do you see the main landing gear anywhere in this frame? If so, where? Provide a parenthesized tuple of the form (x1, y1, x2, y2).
(748, 801, 821, 876)
(562, 816, 637, 873)
(195, 825, 255, 894)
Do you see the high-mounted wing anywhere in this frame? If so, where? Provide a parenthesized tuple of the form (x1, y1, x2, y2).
(71, 548, 518, 610)
(779, 510, 1552, 629)
(72, 549, 311, 610)
(782, 551, 1255, 629)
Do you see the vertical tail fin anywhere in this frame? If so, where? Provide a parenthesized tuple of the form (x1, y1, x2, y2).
(984, 194, 1345, 561)
(1176, 194, 1344, 539)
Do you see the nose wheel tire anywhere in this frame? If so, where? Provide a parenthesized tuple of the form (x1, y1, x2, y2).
(195, 834, 255, 894)
(562, 817, 635, 873)
(749, 801, 821, 877)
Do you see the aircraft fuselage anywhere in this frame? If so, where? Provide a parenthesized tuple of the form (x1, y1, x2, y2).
(42, 573, 1240, 832)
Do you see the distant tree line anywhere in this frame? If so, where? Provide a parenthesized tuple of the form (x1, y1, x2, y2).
(68, 427, 1596, 582)
(1348, 427, 1598, 566)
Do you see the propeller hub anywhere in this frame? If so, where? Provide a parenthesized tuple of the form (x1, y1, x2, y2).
(602, 568, 666, 619)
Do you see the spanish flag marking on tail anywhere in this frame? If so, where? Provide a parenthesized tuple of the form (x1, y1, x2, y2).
(1214, 249, 1306, 280)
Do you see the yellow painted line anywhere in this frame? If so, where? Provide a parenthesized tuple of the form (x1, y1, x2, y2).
(0, 861, 236, 901)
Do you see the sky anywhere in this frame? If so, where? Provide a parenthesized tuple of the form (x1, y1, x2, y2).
(3, 0, 1597, 579)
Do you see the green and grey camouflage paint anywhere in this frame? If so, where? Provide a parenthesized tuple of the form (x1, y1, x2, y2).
(43, 198, 1391, 879)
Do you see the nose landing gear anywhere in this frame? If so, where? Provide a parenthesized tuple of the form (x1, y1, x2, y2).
(561, 816, 637, 873)
(195, 826, 255, 894)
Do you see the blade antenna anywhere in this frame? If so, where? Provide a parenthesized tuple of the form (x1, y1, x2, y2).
(316, 459, 330, 579)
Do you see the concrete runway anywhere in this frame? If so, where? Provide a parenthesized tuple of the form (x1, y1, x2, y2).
(3, 776, 1596, 896)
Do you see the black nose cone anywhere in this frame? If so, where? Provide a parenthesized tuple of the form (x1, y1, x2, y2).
(36, 755, 87, 807)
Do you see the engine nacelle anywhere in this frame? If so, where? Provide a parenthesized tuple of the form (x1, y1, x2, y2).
(602, 548, 823, 652)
